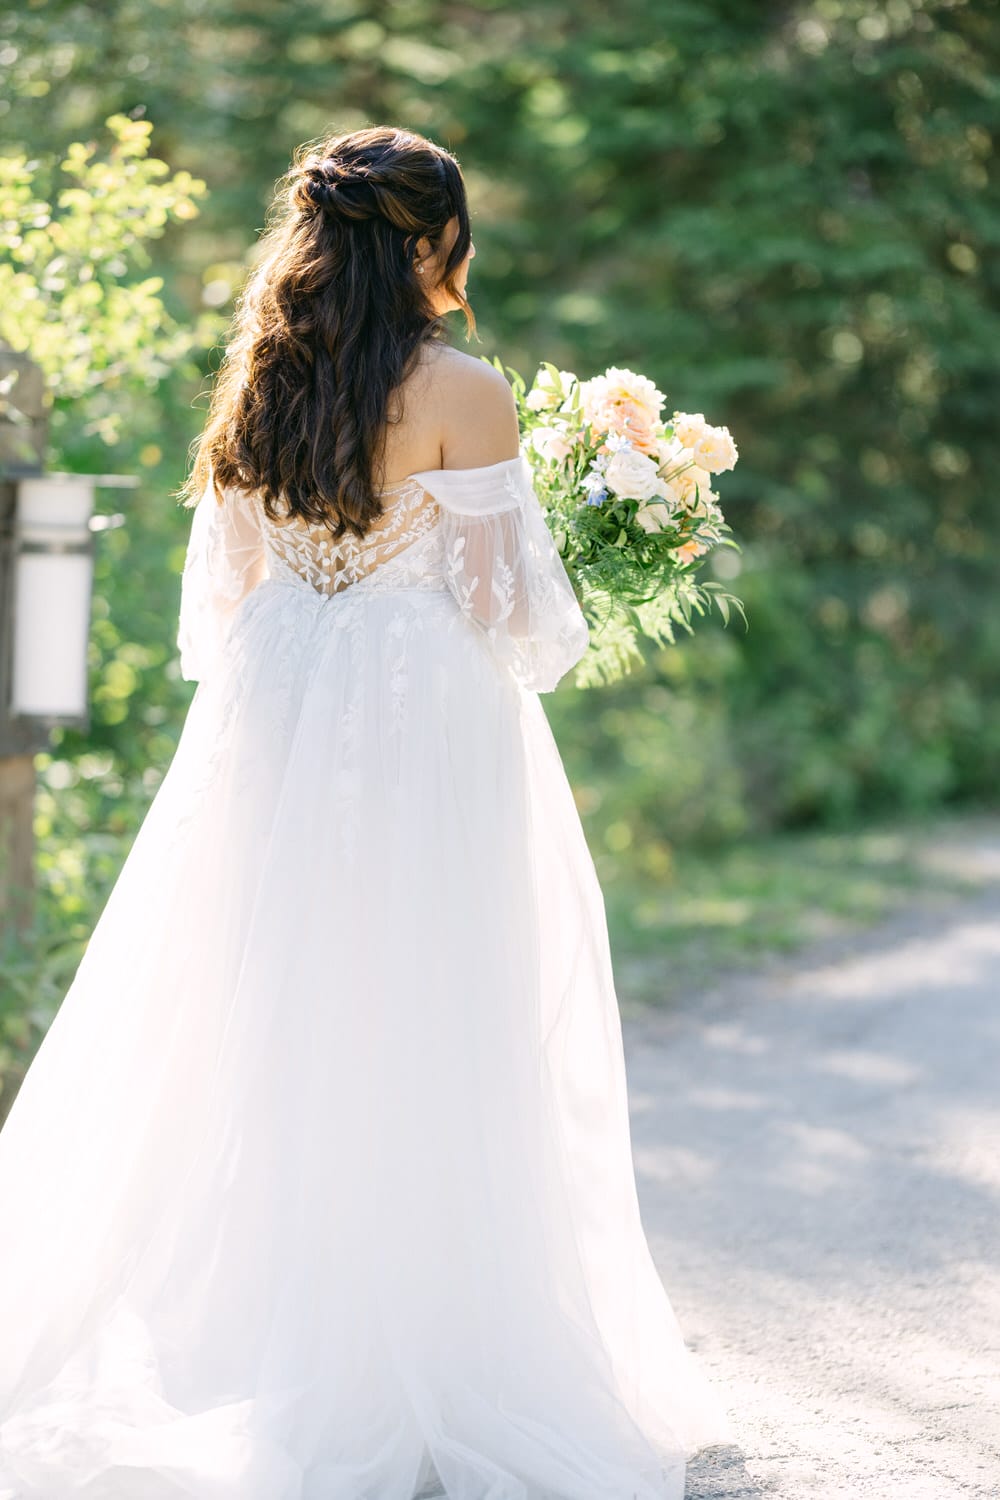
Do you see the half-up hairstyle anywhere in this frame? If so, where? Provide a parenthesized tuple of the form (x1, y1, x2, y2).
(177, 125, 476, 540)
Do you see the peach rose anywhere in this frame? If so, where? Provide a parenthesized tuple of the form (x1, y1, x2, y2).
(580, 367, 666, 450)
(674, 538, 710, 563)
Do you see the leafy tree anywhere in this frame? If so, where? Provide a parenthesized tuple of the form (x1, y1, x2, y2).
(0, 112, 217, 443)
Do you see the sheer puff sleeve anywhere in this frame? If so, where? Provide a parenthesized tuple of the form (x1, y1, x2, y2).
(176, 468, 268, 683)
(411, 453, 589, 693)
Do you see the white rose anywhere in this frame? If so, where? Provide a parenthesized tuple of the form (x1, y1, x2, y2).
(604, 446, 663, 502)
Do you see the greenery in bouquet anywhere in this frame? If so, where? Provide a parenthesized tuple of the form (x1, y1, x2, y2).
(491, 358, 747, 688)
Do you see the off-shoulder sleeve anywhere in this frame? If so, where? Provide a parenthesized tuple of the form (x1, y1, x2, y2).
(411, 452, 589, 693)
(176, 469, 269, 683)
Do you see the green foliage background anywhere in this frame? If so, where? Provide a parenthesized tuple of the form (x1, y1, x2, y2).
(2, 0, 997, 963)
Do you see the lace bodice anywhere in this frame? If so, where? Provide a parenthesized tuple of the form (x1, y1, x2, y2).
(255, 477, 443, 596)
(177, 453, 590, 692)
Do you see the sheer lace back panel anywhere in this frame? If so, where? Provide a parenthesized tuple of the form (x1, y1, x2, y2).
(180, 454, 589, 692)
(254, 478, 442, 597)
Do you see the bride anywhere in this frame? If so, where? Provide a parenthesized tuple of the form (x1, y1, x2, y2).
(0, 125, 730, 1499)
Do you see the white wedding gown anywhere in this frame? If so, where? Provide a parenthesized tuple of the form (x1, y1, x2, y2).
(0, 449, 730, 1499)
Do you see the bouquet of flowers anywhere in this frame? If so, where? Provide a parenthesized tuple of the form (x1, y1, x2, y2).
(494, 359, 746, 687)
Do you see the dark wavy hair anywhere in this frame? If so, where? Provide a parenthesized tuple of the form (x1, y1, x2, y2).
(177, 125, 476, 539)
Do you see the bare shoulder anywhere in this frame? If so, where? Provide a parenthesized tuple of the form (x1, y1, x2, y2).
(432, 348, 520, 469)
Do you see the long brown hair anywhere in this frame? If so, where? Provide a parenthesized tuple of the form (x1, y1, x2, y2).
(177, 126, 476, 540)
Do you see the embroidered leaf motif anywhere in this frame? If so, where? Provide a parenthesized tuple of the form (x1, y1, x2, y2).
(255, 481, 443, 597)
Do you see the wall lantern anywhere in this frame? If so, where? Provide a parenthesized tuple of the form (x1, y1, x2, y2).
(0, 343, 136, 934)
(9, 472, 130, 728)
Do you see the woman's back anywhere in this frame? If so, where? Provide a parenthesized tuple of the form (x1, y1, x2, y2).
(246, 345, 527, 599)
(376, 341, 451, 485)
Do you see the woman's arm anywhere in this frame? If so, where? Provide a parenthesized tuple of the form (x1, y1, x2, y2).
(176, 467, 268, 683)
(411, 367, 589, 693)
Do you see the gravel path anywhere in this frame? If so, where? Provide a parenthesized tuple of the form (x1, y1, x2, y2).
(623, 827, 1000, 1499)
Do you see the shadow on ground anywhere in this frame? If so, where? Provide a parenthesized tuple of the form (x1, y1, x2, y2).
(686, 1444, 770, 1497)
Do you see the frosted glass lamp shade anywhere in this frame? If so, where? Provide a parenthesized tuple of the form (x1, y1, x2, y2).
(10, 475, 96, 722)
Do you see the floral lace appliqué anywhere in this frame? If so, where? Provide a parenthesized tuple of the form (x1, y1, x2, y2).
(254, 480, 444, 598)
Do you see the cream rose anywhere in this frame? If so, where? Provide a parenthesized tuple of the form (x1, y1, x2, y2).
(671, 412, 738, 474)
(666, 463, 713, 508)
(693, 427, 738, 474)
(635, 499, 678, 534)
(671, 411, 707, 446)
(526, 367, 577, 413)
(655, 434, 690, 470)
(530, 425, 573, 463)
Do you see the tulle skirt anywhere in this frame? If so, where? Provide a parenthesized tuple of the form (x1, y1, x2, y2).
(0, 577, 730, 1499)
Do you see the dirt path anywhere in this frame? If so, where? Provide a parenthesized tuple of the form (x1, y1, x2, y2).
(622, 827, 1000, 1498)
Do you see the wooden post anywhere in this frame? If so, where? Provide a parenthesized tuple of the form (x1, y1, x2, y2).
(0, 479, 40, 938)
(0, 752, 34, 935)
(0, 346, 50, 941)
